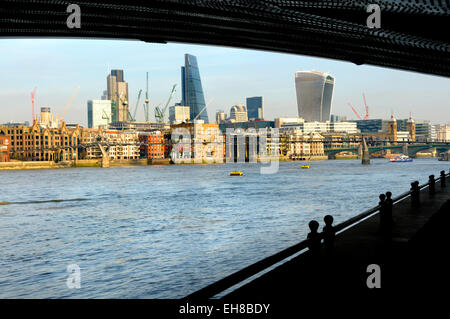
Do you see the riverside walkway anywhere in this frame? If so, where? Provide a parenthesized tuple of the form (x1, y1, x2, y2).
(187, 169, 450, 303)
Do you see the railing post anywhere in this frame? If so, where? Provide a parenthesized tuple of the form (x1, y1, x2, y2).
(307, 220, 321, 258)
(411, 181, 420, 207)
(440, 170, 446, 188)
(384, 191, 393, 232)
(323, 215, 335, 257)
(378, 193, 387, 233)
(429, 175, 435, 195)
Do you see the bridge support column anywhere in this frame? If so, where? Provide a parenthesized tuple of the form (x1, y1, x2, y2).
(402, 143, 408, 155)
(361, 137, 370, 165)
(97, 143, 110, 168)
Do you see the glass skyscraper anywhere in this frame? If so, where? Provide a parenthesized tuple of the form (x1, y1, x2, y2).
(181, 54, 209, 123)
(295, 71, 335, 122)
(246, 96, 264, 120)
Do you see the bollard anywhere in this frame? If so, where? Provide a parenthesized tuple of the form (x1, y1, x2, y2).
(429, 175, 435, 195)
(441, 170, 446, 188)
(307, 220, 321, 258)
(384, 191, 393, 231)
(411, 181, 420, 207)
(323, 215, 335, 257)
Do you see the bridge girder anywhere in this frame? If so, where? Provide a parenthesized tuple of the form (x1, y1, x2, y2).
(0, 1, 449, 77)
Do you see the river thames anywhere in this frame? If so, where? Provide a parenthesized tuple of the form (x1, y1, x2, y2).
(0, 159, 448, 298)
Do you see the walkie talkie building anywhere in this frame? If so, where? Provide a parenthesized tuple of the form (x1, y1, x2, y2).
(295, 71, 335, 122)
(181, 54, 209, 123)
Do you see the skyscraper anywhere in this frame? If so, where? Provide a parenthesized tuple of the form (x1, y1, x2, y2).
(181, 54, 209, 123)
(111, 69, 124, 82)
(107, 69, 129, 122)
(246, 96, 264, 120)
(294, 71, 335, 122)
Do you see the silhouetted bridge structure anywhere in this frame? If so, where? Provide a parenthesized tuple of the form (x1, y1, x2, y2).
(325, 142, 450, 158)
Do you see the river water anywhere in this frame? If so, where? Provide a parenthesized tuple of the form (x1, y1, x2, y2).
(0, 159, 448, 298)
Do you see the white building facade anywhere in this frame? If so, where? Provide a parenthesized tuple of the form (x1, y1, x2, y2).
(88, 100, 112, 128)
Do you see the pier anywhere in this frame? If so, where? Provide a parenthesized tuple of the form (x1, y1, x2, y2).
(186, 169, 450, 303)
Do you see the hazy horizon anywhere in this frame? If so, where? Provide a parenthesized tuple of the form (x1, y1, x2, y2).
(0, 39, 449, 126)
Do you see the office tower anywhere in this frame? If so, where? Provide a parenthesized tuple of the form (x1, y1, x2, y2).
(246, 96, 264, 120)
(216, 110, 226, 124)
(295, 71, 335, 122)
(88, 100, 112, 128)
(111, 69, 124, 82)
(182, 54, 209, 123)
(229, 104, 248, 122)
(107, 69, 129, 122)
(169, 105, 190, 124)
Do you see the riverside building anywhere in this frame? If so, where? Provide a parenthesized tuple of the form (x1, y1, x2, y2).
(171, 121, 223, 163)
(0, 121, 81, 161)
(0, 133, 10, 162)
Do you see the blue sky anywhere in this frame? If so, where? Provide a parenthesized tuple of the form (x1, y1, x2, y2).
(0, 39, 449, 126)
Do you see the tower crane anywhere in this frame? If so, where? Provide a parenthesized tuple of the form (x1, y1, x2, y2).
(155, 84, 177, 123)
(188, 99, 212, 123)
(347, 93, 369, 120)
(348, 103, 362, 120)
(144, 72, 150, 122)
(56, 86, 80, 125)
(61, 86, 80, 121)
(362, 93, 369, 120)
(31, 87, 37, 122)
(131, 89, 142, 122)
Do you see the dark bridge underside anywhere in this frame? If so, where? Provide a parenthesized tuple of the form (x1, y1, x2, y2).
(0, 0, 449, 77)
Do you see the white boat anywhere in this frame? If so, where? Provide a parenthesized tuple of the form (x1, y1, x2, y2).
(389, 155, 413, 162)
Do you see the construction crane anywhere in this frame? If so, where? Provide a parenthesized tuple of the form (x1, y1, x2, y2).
(144, 72, 150, 122)
(55, 86, 80, 125)
(30, 87, 37, 122)
(130, 89, 142, 122)
(60, 86, 80, 123)
(348, 103, 362, 120)
(362, 93, 369, 120)
(348, 93, 369, 120)
(155, 84, 177, 123)
(193, 104, 208, 122)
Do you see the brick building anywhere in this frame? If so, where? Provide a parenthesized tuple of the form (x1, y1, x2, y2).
(0, 133, 10, 162)
(0, 121, 81, 161)
(139, 131, 165, 159)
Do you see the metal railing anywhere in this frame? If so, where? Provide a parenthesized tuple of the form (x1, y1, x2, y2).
(186, 169, 450, 299)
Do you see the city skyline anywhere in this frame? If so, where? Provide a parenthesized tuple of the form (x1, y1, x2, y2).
(0, 39, 449, 126)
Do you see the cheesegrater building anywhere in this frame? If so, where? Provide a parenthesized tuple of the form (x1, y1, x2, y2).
(181, 54, 209, 123)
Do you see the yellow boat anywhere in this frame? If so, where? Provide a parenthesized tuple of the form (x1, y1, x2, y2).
(230, 171, 243, 176)
(301, 165, 310, 169)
